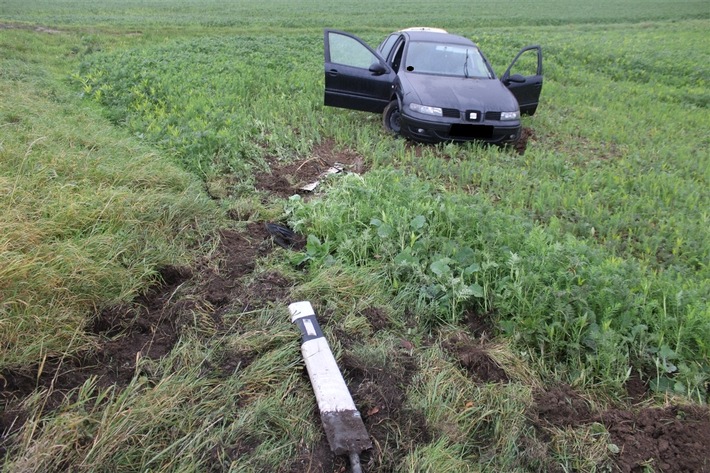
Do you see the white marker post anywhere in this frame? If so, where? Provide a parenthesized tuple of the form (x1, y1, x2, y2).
(288, 301, 371, 473)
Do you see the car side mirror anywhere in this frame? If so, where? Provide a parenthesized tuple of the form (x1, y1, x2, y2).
(369, 62, 387, 76)
(506, 74, 527, 84)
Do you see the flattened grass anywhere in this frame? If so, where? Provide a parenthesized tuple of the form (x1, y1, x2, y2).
(0, 38, 221, 369)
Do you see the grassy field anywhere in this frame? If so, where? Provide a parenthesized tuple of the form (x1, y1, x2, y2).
(1, 0, 709, 471)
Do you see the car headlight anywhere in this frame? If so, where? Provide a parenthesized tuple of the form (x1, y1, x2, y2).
(500, 111, 520, 121)
(409, 103, 443, 117)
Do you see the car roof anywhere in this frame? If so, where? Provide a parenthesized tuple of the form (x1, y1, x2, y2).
(398, 29, 476, 46)
(399, 27, 448, 34)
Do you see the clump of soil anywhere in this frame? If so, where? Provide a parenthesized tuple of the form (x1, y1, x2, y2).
(198, 224, 273, 308)
(532, 384, 593, 428)
(623, 369, 649, 404)
(1, 264, 192, 404)
(288, 437, 339, 473)
(514, 127, 535, 155)
(360, 306, 392, 332)
(0, 264, 194, 456)
(462, 308, 496, 340)
(1, 141, 367, 465)
(443, 333, 509, 384)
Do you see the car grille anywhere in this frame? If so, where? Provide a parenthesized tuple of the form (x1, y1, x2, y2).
(439, 110, 506, 121)
(442, 108, 460, 118)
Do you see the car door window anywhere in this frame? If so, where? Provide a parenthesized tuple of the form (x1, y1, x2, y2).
(378, 34, 399, 58)
(390, 40, 405, 72)
(503, 46, 543, 79)
(502, 45, 543, 115)
(328, 31, 379, 69)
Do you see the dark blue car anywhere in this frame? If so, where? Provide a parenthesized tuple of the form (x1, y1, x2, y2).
(324, 28, 543, 144)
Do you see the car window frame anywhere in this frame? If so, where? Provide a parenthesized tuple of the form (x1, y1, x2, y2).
(378, 33, 400, 59)
(325, 30, 386, 70)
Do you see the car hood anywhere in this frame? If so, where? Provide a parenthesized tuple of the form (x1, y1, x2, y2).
(400, 73, 518, 112)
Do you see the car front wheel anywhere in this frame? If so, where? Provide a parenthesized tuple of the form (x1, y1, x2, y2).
(382, 100, 401, 135)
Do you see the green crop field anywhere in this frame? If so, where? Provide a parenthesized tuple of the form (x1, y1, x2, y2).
(1, 0, 709, 471)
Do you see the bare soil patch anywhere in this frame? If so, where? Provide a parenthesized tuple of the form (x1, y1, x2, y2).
(624, 369, 650, 404)
(5, 133, 708, 472)
(462, 308, 496, 340)
(1, 264, 192, 399)
(255, 139, 367, 198)
(1, 140, 367, 466)
(361, 306, 392, 332)
(288, 436, 338, 473)
(0, 264, 192, 456)
(601, 404, 710, 473)
(340, 345, 429, 471)
(531, 384, 710, 472)
(197, 224, 273, 309)
(532, 384, 594, 429)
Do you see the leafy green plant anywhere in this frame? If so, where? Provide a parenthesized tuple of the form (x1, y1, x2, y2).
(288, 168, 709, 396)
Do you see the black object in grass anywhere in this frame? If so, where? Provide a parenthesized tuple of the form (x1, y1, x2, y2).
(265, 223, 299, 249)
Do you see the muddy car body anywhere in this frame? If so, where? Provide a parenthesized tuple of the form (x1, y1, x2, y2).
(324, 28, 543, 144)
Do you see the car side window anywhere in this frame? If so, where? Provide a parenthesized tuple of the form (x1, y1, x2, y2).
(390, 41, 405, 72)
(506, 47, 541, 78)
(328, 32, 379, 69)
(378, 34, 399, 59)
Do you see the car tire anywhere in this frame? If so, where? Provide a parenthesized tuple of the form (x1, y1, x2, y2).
(383, 100, 402, 135)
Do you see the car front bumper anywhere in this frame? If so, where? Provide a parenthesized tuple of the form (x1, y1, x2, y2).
(400, 112, 521, 144)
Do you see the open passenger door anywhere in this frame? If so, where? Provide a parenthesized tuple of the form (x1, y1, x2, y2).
(501, 45, 543, 116)
(324, 30, 396, 113)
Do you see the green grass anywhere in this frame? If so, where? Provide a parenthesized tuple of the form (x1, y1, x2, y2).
(0, 30, 222, 368)
(1, 0, 709, 471)
(2, 0, 708, 29)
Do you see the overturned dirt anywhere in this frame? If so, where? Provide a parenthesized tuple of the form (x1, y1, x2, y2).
(0, 221, 297, 457)
(287, 309, 428, 472)
(462, 308, 497, 340)
(515, 126, 535, 155)
(601, 405, 710, 473)
(532, 384, 594, 429)
(197, 224, 275, 309)
(1, 264, 193, 397)
(0, 263, 193, 456)
(624, 369, 650, 404)
(443, 332, 509, 384)
(532, 384, 710, 473)
(288, 436, 339, 473)
(255, 139, 367, 198)
(340, 346, 430, 472)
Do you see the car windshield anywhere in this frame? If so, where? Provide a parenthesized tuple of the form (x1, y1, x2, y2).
(405, 41, 492, 78)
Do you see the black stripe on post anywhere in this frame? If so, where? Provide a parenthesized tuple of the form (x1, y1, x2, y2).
(294, 315, 324, 343)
